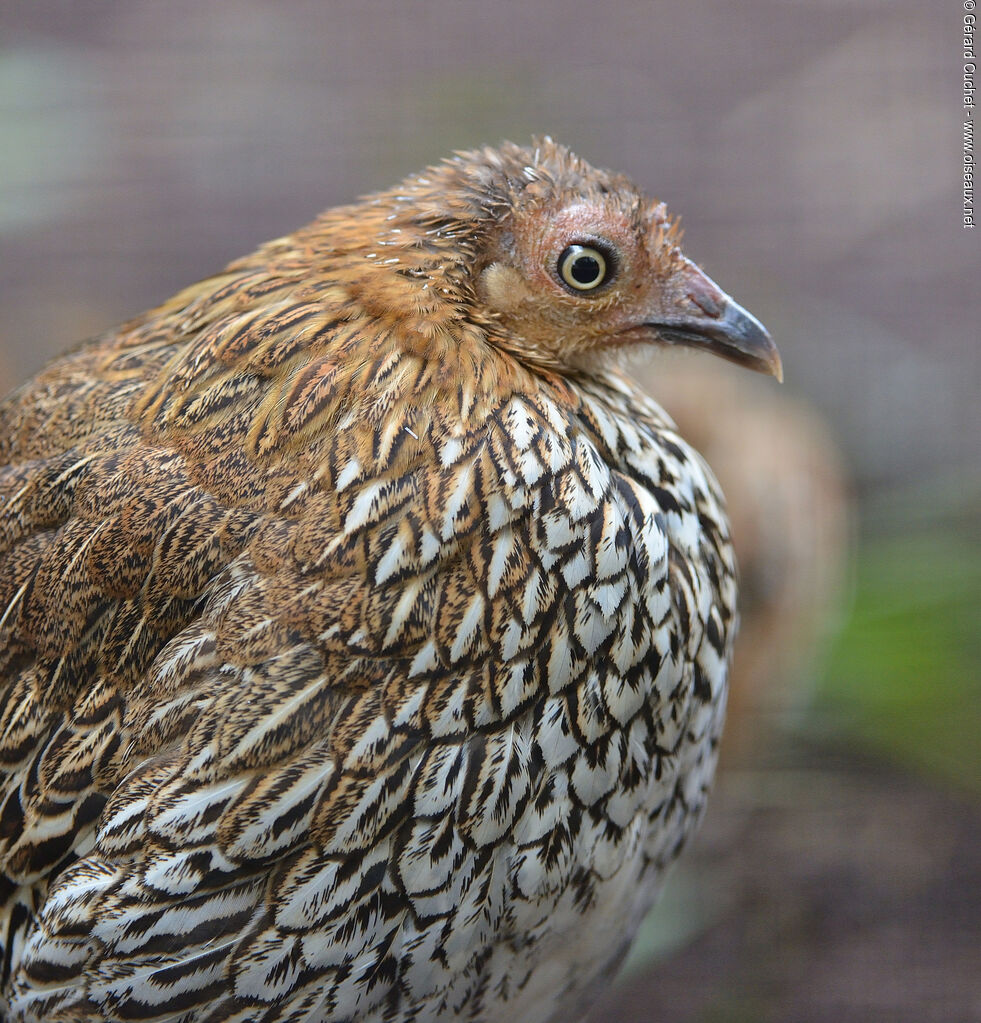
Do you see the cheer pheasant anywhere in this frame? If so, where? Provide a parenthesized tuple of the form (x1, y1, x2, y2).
(0, 140, 780, 1022)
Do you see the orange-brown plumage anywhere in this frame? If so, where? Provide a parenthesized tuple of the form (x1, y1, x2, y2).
(0, 139, 778, 1022)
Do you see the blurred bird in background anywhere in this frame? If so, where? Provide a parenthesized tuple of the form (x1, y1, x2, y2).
(640, 360, 850, 759)
(0, 141, 782, 1022)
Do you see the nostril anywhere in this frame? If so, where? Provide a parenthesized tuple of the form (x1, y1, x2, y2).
(687, 285, 724, 319)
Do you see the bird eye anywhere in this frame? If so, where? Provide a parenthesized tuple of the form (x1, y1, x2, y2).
(558, 245, 609, 292)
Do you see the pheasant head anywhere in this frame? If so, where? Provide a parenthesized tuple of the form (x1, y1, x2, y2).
(298, 138, 782, 379)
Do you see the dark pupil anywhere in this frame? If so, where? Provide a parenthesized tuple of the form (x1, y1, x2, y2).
(571, 255, 601, 284)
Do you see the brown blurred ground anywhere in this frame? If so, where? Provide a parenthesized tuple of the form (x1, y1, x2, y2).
(0, 3, 977, 1020)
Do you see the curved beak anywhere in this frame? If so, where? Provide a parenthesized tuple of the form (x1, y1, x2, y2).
(646, 260, 783, 381)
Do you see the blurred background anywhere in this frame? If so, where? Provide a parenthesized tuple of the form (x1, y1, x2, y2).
(0, 2, 977, 1020)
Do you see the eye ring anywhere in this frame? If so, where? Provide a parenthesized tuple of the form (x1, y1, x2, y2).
(558, 244, 610, 292)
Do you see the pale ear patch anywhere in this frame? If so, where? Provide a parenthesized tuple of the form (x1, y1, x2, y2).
(478, 263, 531, 313)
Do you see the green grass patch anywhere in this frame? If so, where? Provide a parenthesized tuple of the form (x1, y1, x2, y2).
(819, 525, 981, 792)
